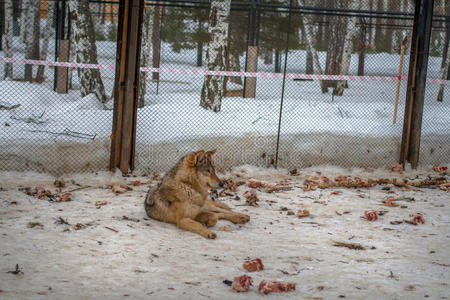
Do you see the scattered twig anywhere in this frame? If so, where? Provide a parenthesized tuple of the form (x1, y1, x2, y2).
(431, 262, 450, 267)
(27, 222, 44, 229)
(120, 216, 140, 223)
(6, 264, 23, 275)
(105, 226, 119, 233)
(332, 241, 366, 250)
(66, 186, 91, 193)
(55, 217, 70, 225)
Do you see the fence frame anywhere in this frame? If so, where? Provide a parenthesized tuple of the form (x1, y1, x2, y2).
(110, 0, 145, 174)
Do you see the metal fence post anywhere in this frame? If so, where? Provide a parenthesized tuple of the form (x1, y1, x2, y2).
(399, 0, 434, 169)
(110, 0, 144, 174)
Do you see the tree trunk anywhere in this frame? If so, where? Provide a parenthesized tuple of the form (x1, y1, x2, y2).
(36, 2, 55, 83)
(101, 2, 106, 24)
(334, 0, 359, 96)
(301, 0, 326, 93)
(69, 0, 107, 104)
(200, 0, 231, 112)
(229, 52, 242, 85)
(196, 19, 204, 67)
(274, 49, 281, 73)
(442, 3, 450, 68)
(152, 6, 162, 81)
(405, 0, 414, 53)
(322, 1, 347, 93)
(196, 42, 204, 67)
(263, 49, 273, 65)
(301, 25, 312, 74)
(437, 37, 450, 102)
(22, 0, 40, 82)
(0, 1, 4, 51)
(357, 24, 366, 76)
(139, 6, 154, 108)
(4, 0, 13, 79)
(68, 15, 75, 90)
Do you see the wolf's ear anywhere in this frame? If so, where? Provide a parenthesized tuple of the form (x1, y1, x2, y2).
(186, 150, 205, 167)
(206, 149, 216, 157)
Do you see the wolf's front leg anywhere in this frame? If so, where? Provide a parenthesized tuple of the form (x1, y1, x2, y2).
(195, 211, 218, 228)
(177, 218, 217, 239)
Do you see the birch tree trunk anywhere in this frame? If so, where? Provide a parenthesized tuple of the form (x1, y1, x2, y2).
(200, 0, 231, 112)
(36, 2, 55, 83)
(437, 41, 450, 102)
(334, 0, 360, 96)
(3, 0, 13, 79)
(301, 0, 326, 93)
(139, 6, 154, 108)
(69, 0, 107, 104)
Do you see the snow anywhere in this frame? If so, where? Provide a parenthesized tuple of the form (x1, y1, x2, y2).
(0, 41, 449, 174)
(0, 165, 449, 299)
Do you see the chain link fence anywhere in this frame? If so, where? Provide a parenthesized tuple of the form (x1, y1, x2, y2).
(0, 0, 118, 173)
(0, 0, 449, 175)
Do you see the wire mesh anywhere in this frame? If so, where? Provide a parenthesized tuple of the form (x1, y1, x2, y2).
(0, 0, 448, 175)
(0, 0, 119, 174)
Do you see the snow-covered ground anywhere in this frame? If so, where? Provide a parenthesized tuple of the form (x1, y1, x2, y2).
(0, 165, 449, 299)
(0, 40, 449, 174)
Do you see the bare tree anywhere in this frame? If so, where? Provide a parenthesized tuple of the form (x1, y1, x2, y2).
(69, 0, 107, 104)
(200, 0, 231, 112)
(36, 2, 55, 83)
(139, 6, 154, 108)
(3, 0, 13, 79)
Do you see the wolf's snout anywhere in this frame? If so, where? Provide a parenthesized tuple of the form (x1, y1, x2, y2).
(218, 181, 224, 188)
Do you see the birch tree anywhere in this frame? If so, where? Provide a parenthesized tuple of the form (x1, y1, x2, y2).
(3, 0, 13, 79)
(36, 2, 55, 83)
(437, 42, 450, 102)
(139, 6, 154, 108)
(334, 0, 360, 96)
(200, 0, 231, 112)
(300, 0, 326, 93)
(69, 0, 107, 104)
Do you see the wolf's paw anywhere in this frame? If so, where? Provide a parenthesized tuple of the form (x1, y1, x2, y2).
(234, 214, 250, 224)
(206, 231, 217, 239)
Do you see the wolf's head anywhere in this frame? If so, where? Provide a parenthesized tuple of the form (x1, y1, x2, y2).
(184, 150, 221, 189)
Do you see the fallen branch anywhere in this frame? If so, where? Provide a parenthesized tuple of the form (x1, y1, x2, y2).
(0, 101, 21, 110)
(29, 128, 96, 140)
(11, 111, 48, 124)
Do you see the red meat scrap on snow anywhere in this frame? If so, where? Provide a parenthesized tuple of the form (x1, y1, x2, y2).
(243, 258, 264, 272)
(231, 275, 253, 292)
(365, 210, 378, 221)
(258, 280, 296, 294)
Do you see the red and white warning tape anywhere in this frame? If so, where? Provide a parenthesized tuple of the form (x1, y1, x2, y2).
(0, 56, 448, 85)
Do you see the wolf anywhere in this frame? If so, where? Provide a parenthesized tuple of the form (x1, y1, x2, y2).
(144, 150, 250, 239)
